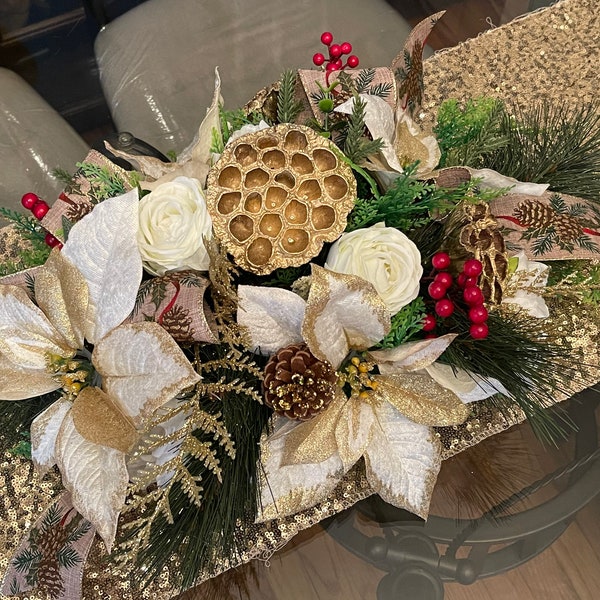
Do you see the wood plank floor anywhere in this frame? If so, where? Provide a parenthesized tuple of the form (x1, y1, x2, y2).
(178, 396, 600, 599)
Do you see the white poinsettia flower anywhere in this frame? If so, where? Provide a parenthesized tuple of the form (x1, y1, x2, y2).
(0, 190, 199, 551)
(239, 266, 475, 522)
(502, 251, 550, 318)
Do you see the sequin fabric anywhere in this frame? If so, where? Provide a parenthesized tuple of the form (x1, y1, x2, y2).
(2, 0, 600, 596)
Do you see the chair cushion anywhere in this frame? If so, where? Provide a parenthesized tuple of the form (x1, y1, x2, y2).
(95, 0, 412, 154)
(0, 68, 89, 212)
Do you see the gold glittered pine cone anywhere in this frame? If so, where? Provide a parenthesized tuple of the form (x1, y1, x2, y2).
(206, 124, 356, 275)
(263, 343, 337, 421)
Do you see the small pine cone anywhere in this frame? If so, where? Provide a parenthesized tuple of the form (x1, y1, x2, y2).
(553, 213, 582, 244)
(36, 558, 64, 599)
(65, 201, 93, 222)
(514, 199, 554, 229)
(263, 343, 337, 420)
(161, 305, 195, 342)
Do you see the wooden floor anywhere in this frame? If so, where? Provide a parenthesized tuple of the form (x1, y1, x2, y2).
(177, 394, 600, 600)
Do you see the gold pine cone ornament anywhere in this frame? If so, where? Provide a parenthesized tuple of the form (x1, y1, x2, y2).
(206, 124, 357, 275)
(263, 343, 338, 420)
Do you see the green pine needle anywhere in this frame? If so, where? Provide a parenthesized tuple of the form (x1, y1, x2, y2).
(439, 308, 578, 444)
(276, 70, 303, 124)
(343, 95, 383, 164)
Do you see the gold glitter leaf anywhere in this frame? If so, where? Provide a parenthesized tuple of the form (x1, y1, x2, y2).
(71, 387, 138, 453)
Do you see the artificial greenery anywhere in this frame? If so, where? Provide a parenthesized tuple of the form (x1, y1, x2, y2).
(439, 308, 577, 444)
(342, 95, 384, 164)
(485, 100, 600, 201)
(75, 162, 128, 201)
(546, 260, 600, 305)
(116, 344, 271, 591)
(375, 298, 426, 348)
(277, 70, 303, 125)
(435, 97, 508, 168)
(215, 107, 266, 153)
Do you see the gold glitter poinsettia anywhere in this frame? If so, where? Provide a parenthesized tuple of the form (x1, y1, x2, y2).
(0, 191, 199, 550)
(237, 266, 470, 521)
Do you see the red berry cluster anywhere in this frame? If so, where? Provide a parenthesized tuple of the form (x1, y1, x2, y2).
(21, 192, 62, 249)
(423, 253, 489, 340)
(313, 32, 359, 75)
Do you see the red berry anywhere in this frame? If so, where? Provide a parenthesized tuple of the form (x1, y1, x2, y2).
(313, 52, 325, 66)
(470, 323, 489, 339)
(45, 232, 61, 248)
(422, 314, 437, 332)
(435, 298, 455, 318)
(463, 286, 484, 306)
(346, 55, 360, 68)
(32, 201, 49, 220)
(434, 271, 453, 288)
(468, 305, 488, 324)
(432, 252, 451, 270)
(464, 276, 478, 287)
(321, 32, 333, 46)
(326, 62, 339, 72)
(457, 273, 467, 287)
(463, 258, 483, 278)
(334, 58, 343, 69)
(21, 192, 39, 210)
(329, 44, 342, 59)
(340, 42, 352, 55)
(428, 281, 447, 300)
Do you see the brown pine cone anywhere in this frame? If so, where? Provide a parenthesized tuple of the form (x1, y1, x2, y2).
(553, 213, 582, 244)
(161, 305, 195, 342)
(263, 343, 337, 420)
(514, 199, 554, 229)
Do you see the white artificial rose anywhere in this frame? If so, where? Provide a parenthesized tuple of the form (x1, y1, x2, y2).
(137, 176, 212, 275)
(325, 222, 423, 314)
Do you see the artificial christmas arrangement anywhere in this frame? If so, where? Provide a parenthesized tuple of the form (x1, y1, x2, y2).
(1, 3, 600, 598)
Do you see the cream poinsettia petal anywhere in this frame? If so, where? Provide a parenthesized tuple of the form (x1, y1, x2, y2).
(30, 397, 72, 476)
(370, 334, 457, 374)
(425, 362, 510, 403)
(34, 248, 89, 349)
(257, 417, 345, 523)
(364, 400, 442, 519)
(375, 372, 470, 426)
(55, 412, 128, 552)
(0, 285, 73, 370)
(334, 399, 376, 472)
(302, 266, 390, 369)
(93, 322, 200, 428)
(237, 285, 305, 354)
(0, 352, 60, 400)
(61, 189, 142, 345)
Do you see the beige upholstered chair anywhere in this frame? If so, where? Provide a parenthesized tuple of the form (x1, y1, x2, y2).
(0, 67, 89, 213)
(94, 0, 412, 155)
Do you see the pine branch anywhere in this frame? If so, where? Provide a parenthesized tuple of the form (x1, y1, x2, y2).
(343, 95, 384, 164)
(57, 546, 82, 569)
(485, 100, 600, 201)
(276, 70, 303, 124)
(354, 68, 376, 93)
(75, 162, 127, 201)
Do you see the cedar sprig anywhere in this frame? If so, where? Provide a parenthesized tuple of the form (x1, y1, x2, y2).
(435, 97, 508, 168)
(374, 298, 426, 349)
(75, 161, 127, 201)
(276, 70, 303, 124)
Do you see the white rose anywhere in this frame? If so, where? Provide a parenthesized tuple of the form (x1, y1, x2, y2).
(325, 222, 423, 314)
(137, 176, 212, 275)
